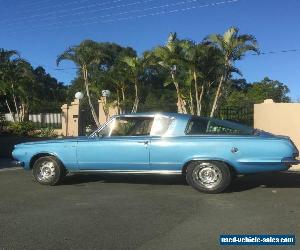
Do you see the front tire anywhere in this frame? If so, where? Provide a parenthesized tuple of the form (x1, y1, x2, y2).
(186, 161, 231, 194)
(32, 156, 65, 185)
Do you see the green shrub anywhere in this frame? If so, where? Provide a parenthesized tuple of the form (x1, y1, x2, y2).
(0, 116, 11, 134)
(6, 122, 59, 137)
(7, 121, 37, 136)
(35, 128, 58, 138)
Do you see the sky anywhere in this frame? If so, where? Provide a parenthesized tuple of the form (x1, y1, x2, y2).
(1, 0, 300, 100)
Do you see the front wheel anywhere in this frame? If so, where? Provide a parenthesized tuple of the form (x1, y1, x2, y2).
(186, 161, 231, 194)
(32, 156, 65, 185)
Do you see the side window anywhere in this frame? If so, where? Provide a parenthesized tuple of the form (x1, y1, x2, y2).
(185, 118, 208, 135)
(186, 117, 251, 135)
(206, 121, 241, 134)
(97, 117, 154, 137)
(151, 116, 173, 136)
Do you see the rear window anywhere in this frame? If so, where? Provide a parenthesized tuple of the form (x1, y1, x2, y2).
(185, 117, 253, 135)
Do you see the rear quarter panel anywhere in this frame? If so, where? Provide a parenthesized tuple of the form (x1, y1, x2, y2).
(150, 136, 294, 173)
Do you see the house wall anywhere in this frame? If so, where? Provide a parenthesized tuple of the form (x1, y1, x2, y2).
(254, 99, 300, 150)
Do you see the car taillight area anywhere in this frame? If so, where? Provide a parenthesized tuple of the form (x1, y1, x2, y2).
(289, 139, 299, 157)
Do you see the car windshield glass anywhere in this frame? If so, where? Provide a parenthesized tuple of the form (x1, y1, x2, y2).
(95, 116, 154, 137)
(186, 117, 254, 135)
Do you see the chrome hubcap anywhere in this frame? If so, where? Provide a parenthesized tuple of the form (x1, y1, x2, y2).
(192, 163, 222, 189)
(37, 161, 55, 181)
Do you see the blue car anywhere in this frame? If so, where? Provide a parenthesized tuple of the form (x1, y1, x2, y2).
(12, 113, 299, 193)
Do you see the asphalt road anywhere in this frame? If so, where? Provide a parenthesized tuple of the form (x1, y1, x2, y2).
(1, 168, 300, 250)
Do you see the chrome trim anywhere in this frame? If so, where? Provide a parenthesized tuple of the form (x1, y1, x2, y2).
(192, 162, 222, 189)
(15, 161, 24, 167)
(71, 170, 181, 175)
(281, 157, 300, 165)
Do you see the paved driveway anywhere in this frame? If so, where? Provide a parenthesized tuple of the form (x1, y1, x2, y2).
(1, 168, 300, 250)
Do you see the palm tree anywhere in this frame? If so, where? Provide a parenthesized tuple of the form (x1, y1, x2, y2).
(57, 40, 102, 127)
(205, 27, 259, 117)
(152, 33, 187, 114)
(121, 56, 143, 113)
(109, 66, 128, 114)
(181, 40, 207, 115)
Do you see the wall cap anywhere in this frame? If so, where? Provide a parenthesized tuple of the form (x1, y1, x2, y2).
(263, 99, 274, 104)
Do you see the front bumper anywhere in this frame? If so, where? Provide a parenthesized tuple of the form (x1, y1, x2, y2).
(14, 161, 24, 167)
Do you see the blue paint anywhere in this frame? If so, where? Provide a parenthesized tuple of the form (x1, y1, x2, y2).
(12, 113, 299, 174)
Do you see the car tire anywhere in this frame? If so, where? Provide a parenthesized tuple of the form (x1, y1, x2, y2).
(186, 161, 231, 194)
(32, 156, 65, 186)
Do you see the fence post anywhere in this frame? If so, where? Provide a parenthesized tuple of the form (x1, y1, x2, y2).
(60, 99, 80, 137)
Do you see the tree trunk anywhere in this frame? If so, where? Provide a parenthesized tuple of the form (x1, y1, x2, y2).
(171, 73, 187, 114)
(5, 98, 14, 122)
(210, 74, 225, 117)
(198, 84, 204, 116)
(11, 83, 19, 122)
(189, 85, 194, 115)
(82, 66, 100, 127)
(121, 86, 125, 101)
(19, 102, 25, 122)
(131, 81, 139, 113)
(116, 88, 120, 115)
(121, 85, 126, 114)
(19, 101, 29, 122)
(23, 103, 29, 122)
(193, 69, 200, 115)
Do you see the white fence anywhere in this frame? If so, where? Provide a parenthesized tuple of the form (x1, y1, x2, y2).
(2, 113, 62, 128)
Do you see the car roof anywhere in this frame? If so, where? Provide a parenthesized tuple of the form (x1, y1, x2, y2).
(118, 112, 192, 120)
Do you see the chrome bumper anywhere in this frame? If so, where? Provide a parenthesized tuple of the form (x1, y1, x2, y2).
(282, 157, 300, 165)
(14, 161, 24, 167)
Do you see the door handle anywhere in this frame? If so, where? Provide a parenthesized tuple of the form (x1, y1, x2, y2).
(138, 141, 149, 145)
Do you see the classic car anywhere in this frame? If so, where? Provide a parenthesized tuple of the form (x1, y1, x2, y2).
(12, 112, 299, 193)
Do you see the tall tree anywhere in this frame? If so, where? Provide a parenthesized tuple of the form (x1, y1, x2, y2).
(121, 56, 143, 113)
(152, 33, 187, 114)
(8, 59, 35, 121)
(181, 41, 208, 115)
(205, 27, 259, 117)
(57, 40, 103, 127)
(0, 49, 20, 121)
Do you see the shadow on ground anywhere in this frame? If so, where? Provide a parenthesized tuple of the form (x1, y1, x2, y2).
(61, 171, 300, 192)
(228, 171, 300, 192)
(63, 173, 187, 186)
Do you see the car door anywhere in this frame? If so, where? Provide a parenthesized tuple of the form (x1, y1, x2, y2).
(76, 116, 153, 171)
(148, 115, 182, 171)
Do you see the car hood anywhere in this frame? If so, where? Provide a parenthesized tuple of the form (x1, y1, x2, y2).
(14, 137, 88, 147)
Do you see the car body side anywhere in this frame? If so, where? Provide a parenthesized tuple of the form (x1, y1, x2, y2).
(12, 113, 299, 174)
